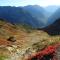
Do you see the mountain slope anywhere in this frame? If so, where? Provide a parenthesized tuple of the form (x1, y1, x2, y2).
(42, 18, 60, 35)
(24, 5, 47, 26)
(47, 8, 60, 25)
(0, 6, 46, 28)
(0, 20, 60, 60)
(45, 6, 59, 17)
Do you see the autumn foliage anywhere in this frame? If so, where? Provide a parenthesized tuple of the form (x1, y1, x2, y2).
(27, 43, 60, 60)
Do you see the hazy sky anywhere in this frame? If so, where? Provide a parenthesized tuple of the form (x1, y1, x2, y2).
(0, 0, 60, 7)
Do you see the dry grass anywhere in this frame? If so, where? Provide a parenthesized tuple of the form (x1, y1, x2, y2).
(0, 20, 60, 60)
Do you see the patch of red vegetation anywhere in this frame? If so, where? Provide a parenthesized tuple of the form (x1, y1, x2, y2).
(27, 43, 60, 60)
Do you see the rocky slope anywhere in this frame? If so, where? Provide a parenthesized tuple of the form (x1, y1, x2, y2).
(0, 20, 60, 60)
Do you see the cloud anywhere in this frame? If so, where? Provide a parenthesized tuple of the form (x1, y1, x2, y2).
(0, 0, 60, 7)
(39, 0, 60, 7)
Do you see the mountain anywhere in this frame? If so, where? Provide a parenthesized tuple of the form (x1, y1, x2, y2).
(47, 8, 60, 26)
(44, 6, 59, 26)
(24, 5, 45, 18)
(24, 5, 47, 26)
(45, 6, 59, 17)
(0, 6, 46, 28)
(0, 19, 60, 60)
(0, 5, 60, 29)
(42, 18, 60, 35)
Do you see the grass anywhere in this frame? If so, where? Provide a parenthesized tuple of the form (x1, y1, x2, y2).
(15, 23, 34, 33)
(0, 55, 8, 60)
(0, 20, 60, 60)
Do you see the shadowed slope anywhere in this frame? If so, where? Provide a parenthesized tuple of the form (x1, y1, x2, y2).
(40, 19, 60, 35)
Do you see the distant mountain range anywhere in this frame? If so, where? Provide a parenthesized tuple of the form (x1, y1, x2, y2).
(45, 6, 59, 17)
(0, 6, 46, 28)
(0, 5, 60, 28)
(47, 8, 60, 25)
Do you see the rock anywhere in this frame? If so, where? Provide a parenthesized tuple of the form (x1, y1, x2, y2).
(7, 36, 16, 42)
(56, 46, 60, 60)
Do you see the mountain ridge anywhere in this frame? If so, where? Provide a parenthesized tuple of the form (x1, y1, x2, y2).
(42, 18, 60, 35)
(0, 6, 46, 28)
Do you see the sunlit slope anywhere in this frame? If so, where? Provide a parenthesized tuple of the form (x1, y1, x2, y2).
(0, 20, 60, 60)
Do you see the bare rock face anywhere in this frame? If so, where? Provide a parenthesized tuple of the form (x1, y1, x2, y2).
(56, 46, 60, 60)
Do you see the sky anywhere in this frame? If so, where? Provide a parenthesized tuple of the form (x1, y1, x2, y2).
(0, 0, 60, 7)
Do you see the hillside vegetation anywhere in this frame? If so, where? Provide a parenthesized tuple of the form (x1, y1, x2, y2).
(0, 20, 60, 60)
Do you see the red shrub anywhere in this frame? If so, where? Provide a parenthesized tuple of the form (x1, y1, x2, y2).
(27, 44, 60, 60)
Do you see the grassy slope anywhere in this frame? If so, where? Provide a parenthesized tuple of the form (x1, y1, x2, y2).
(0, 20, 60, 60)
